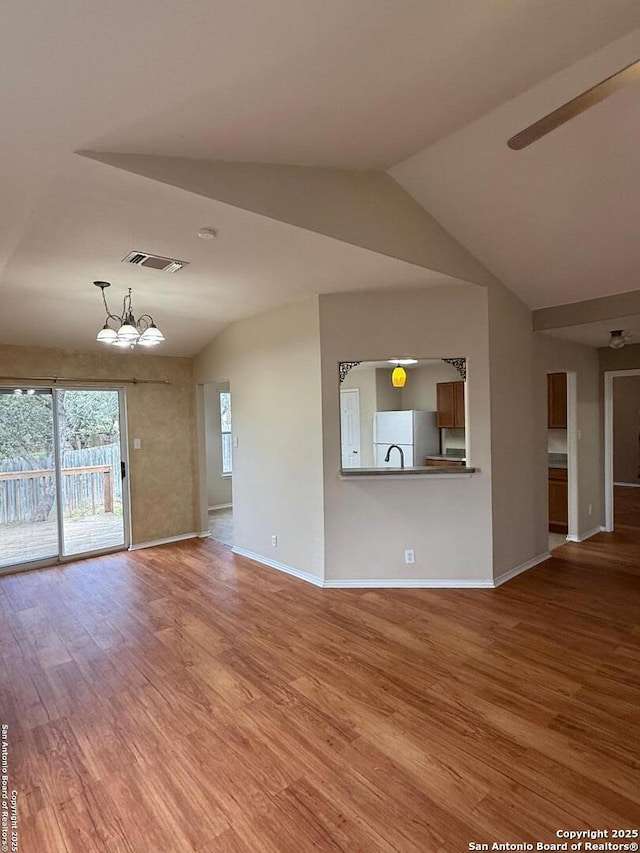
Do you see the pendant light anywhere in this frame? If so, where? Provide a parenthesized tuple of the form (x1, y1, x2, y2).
(388, 358, 417, 388)
(392, 366, 407, 387)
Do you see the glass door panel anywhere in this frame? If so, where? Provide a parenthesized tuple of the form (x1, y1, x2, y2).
(0, 389, 59, 568)
(56, 389, 126, 557)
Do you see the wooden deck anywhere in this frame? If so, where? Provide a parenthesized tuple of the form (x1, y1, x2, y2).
(0, 520, 638, 851)
(0, 514, 124, 567)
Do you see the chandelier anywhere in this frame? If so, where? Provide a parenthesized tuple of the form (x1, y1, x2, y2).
(94, 281, 165, 349)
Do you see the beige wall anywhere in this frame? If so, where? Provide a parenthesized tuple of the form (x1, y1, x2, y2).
(535, 334, 603, 539)
(0, 344, 198, 545)
(194, 298, 325, 580)
(375, 368, 402, 411)
(204, 382, 233, 507)
(600, 342, 640, 373)
(547, 430, 568, 454)
(612, 376, 640, 484)
(488, 284, 541, 576)
(319, 285, 494, 583)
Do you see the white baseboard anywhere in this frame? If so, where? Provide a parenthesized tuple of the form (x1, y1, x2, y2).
(129, 532, 200, 551)
(614, 482, 640, 488)
(230, 549, 495, 589)
(231, 548, 553, 590)
(208, 503, 232, 511)
(231, 546, 324, 588)
(198, 530, 211, 538)
(566, 525, 603, 543)
(493, 552, 550, 588)
(323, 578, 494, 588)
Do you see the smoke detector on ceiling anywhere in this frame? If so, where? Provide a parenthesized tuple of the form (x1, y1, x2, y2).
(122, 251, 188, 273)
(197, 227, 217, 240)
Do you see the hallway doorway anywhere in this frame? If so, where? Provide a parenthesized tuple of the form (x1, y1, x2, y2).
(604, 369, 640, 531)
(204, 381, 233, 546)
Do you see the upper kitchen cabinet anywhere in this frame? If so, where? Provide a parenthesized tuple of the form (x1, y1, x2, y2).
(547, 373, 567, 429)
(436, 381, 465, 429)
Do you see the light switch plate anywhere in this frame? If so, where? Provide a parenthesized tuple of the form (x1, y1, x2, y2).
(133, 438, 141, 450)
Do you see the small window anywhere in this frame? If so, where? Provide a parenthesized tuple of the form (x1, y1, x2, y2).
(219, 391, 232, 475)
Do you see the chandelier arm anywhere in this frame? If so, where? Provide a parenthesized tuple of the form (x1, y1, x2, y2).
(100, 287, 114, 317)
(136, 314, 154, 332)
(99, 288, 122, 327)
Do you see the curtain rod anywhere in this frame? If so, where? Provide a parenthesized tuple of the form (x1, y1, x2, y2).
(0, 375, 171, 386)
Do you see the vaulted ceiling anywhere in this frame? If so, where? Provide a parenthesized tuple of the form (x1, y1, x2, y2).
(2, 0, 640, 355)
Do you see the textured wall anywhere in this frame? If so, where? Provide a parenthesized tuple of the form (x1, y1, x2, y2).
(0, 344, 198, 545)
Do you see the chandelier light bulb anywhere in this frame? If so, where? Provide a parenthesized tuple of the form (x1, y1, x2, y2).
(138, 324, 165, 346)
(117, 322, 140, 341)
(96, 325, 118, 344)
(94, 282, 164, 351)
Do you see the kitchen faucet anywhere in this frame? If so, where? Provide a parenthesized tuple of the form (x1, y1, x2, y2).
(384, 444, 405, 468)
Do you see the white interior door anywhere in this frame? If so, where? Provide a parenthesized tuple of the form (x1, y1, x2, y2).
(340, 389, 361, 468)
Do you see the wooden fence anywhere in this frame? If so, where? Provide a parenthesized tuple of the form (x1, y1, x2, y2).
(0, 444, 122, 524)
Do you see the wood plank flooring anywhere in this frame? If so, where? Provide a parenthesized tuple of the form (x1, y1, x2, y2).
(1, 527, 639, 851)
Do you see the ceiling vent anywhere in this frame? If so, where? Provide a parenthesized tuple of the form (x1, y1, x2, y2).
(122, 251, 188, 273)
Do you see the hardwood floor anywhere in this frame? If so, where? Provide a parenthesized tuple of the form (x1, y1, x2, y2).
(1, 532, 639, 851)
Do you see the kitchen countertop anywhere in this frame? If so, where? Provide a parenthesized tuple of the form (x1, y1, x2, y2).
(341, 465, 476, 478)
(548, 454, 568, 469)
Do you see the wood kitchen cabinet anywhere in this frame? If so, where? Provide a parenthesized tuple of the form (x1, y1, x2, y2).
(425, 458, 464, 467)
(547, 372, 567, 429)
(548, 467, 568, 533)
(436, 381, 465, 429)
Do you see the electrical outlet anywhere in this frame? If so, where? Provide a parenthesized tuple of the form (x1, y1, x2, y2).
(271, 535, 278, 547)
(233, 435, 239, 448)
(404, 549, 415, 564)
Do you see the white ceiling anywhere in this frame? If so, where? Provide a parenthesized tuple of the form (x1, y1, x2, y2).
(80, 0, 639, 170)
(2, 0, 640, 356)
(0, 158, 450, 356)
(392, 28, 640, 310)
(541, 316, 640, 349)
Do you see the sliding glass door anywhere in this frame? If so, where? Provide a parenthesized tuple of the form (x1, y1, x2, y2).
(0, 389, 59, 568)
(58, 389, 126, 557)
(0, 386, 129, 571)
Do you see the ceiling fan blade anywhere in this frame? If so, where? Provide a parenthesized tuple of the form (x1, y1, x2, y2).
(507, 58, 640, 150)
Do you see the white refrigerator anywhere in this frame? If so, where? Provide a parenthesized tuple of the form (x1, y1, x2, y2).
(374, 410, 439, 467)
